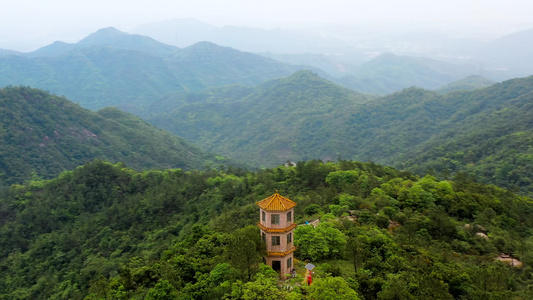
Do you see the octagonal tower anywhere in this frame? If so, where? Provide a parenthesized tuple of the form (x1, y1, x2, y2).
(256, 191, 297, 278)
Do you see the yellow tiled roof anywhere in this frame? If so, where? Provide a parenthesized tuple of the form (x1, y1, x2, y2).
(256, 191, 297, 211)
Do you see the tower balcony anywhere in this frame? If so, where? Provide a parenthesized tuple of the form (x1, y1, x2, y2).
(257, 222, 297, 233)
(267, 246, 297, 257)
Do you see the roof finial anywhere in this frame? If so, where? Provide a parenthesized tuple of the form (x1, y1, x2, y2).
(275, 190, 279, 194)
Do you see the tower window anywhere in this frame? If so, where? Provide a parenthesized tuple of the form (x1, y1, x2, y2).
(272, 236, 281, 246)
(287, 232, 292, 244)
(262, 211, 266, 222)
(271, 214, 280, 225)
(287, 211, 292, 222)
(287, 257, 292, 268)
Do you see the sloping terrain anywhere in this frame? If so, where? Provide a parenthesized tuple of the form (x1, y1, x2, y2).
(149, 72, 533, 195)
(0, 86, 232, 186)
(0, 28, 309, 112)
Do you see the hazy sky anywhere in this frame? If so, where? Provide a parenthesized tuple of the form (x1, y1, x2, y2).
(1, 0, 533, 51)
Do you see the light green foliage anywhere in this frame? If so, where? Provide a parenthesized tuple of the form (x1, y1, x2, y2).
(294, 222, 347, 261)
(326, 170, 360, 188)
(337, 193, 359, 210)
(239, 273, 283, 300)
(307, 276, 360, 300)
(146, 280, 178, 300)
(329, 204, 349, 217)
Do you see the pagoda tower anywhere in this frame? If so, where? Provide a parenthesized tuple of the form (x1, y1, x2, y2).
(256, 191, 297, 277)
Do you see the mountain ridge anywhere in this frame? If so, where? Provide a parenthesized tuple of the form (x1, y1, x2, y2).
(148, 72, 533, 195)
(0, 28, 311, 112)
(0, 86, 235, 186)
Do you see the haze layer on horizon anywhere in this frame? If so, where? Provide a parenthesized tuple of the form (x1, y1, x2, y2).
(1, 0, 533, 52)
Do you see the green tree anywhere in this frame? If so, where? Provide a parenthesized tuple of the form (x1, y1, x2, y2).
(294, 222, 347, 261)
(227, 226, 264, 280)
(307, 276, 360, 300)
(145, 280, 178, 300)
(234, 266, 283, 300)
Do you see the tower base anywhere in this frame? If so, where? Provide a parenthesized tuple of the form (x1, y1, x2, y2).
(264, 252, 294, 279)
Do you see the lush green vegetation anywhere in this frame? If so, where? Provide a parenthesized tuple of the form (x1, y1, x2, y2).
(1, 159, 532, 299)
(148, 72, 533, 196)
(148, 70, 374, 167)
(0, 28, 307, 112)
(399, 76, 533, 195)
(1, 27, 532, 299)
(0, 86, 234, 187)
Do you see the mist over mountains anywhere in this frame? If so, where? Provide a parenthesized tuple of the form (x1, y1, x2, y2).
(1, 24, 532, 196)
(1, 23, 525, 114)
(132, 18, 533, 81)
(0, 27, 310, 112)
(2, 10, 533, 299)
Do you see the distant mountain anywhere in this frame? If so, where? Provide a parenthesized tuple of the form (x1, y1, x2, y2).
(131, 18, 217, 47)
(0, 49, 20, 56)
(398, 76, 533, 194)
(0, 28, 310, 112)
(132, 19, 356, 54)
(148, 72, 533, 195)
(170, 41, 312, 90)
(436, 75, 495, 93)
(480, 28, 533, 78)
(337, 53, 480, 94)
(260, 52, 364, 78)
(148, 70, 373, 166)
(0, 86, 233, 186)
(487, 28, 533, 56)
(27, 27, 177, 58)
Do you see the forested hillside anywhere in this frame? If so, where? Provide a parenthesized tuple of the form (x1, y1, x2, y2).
(148, 71, 374, 166)
(0, 86, 232, 187)
(398, 76, 533, 195)
(148, 72, 533, 196)
(0, 28, 309, 113)
(1, 159, 532, 299)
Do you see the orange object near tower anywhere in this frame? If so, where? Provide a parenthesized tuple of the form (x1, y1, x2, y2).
(256, 191, 297, 278)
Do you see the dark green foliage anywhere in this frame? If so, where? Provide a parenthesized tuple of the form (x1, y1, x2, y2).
(149, 71, 373, 168)
(399, 76, 533, 196)
(0, 159, 532, 299)
(0, 86, 238, 186)
(150, 73, 533, 196)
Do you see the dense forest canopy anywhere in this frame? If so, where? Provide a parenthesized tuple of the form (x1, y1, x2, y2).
(1, 159, 532, 299)
(148, 72, 533, 196)
(0, 86, 235, 187)
(1, 26, 533, 299)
